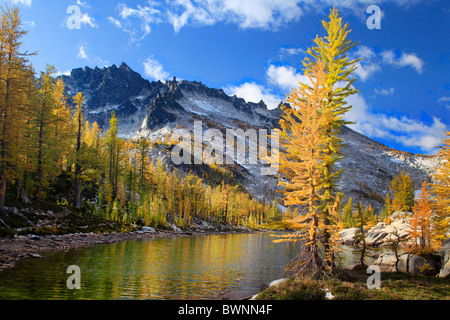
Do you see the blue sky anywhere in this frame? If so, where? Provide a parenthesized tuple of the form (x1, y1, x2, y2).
(9, 0, 450, 155)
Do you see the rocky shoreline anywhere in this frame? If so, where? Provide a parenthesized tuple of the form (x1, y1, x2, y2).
(0, 228, 253, 273)
(337, 212, 450, 278)
(0, 203, 258, 274)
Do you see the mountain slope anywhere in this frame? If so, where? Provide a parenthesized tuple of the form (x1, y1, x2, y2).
(61, 63, 439, 210)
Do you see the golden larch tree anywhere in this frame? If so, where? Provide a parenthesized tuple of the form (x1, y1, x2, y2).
(390, 170, 415, 212)
(0, 5, 34, 210)
(431, 131, 450, 245)
(301, 7, 360, 268)
(274, 60, 332, 276)
(408, 181, 435, 253)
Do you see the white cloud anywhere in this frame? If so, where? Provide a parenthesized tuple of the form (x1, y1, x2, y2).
(63, 2, 98, 30)
(167, 0, 216, 33)
(143, 56, 170, 81)
(114, 2, 161, 42)
(55, 70, 72, 77)
(110, 0, 303, 41)
(354, 62, 381, 81)
(438, 96, 450, 103)
(381, 50, 424, 74)
(350, 46, 425, 81)
(374, 87, 395, 95)
(278, 47, 306, 60)
(310, 0, 424, 11)
(218, 0, 303, 30)
(224, 44, 431, 151)
(266, 64, 308, 91)
(108, 17, 122, 29)
(163, 0, 304, 32)
(224, 62, 308, 110)
(225, 82, 282, 110)
(12, 0, 32, 7)
(352, 46, 381, 81)
(76, 0, 90, 8)
(438, 96, 450, 109)
(80, 12, 98, 28)
(395, 127, 445, 153)
(109, 0, 428, 41)
(77, 46, 88, 60)
(399, 53, 425, 74)
(76, 45, 109, 66)
(346, 93, 446, 154)
(224, 71, 447, 153)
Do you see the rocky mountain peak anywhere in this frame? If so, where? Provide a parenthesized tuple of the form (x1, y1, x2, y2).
(61, 63, 439, 209)
(119, 61, 132, 71)
(62, 62, 155, 110)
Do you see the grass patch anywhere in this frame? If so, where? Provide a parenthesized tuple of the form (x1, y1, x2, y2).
(257, 269, 450, 300)
(377, 273, 450, 300)
(257, 278, 326, 300)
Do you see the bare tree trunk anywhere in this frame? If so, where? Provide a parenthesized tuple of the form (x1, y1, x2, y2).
(73, 174, 81, 209)
(20, 184, 30, 204)
(0, 217, 11, 230)
(360, 238, 366, 267)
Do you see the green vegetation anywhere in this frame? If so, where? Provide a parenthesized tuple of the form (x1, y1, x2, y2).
(390, 170, 415, 212)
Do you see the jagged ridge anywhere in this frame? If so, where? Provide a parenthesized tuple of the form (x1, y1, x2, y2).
(60, 62, 439, 210)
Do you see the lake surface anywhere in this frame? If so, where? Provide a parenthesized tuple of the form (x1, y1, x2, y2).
(0, 232, 376, 300)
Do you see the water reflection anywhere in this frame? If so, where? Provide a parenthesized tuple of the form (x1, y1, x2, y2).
(0, 232, 299, 300)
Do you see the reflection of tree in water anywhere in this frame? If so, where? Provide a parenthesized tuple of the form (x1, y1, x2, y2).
(0, 233, 299, 300)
